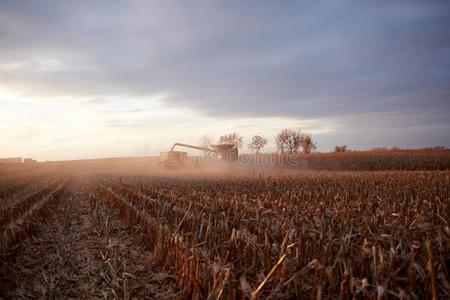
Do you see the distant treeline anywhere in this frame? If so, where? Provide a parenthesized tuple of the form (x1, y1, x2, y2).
(244, 148, 450, 171)
(192, 148, 450, 171)
(31, 148, 450, 171)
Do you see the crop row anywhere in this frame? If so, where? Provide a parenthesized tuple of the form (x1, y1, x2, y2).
(93, 172, 449, 299)
(0, 180, 66, 254)
(0, 179, 62, 227)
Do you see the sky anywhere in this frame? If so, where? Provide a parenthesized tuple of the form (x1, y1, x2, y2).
(1, 0, 449, 161)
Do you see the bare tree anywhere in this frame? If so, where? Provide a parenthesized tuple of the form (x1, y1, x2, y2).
(276, 129, 317, 154)
(198, 135, 213, 156)
(335, 145, 348, 152)
(300, 133, 316, 154)
(218, 132, 243, 149)
(276, 129, 302, 153)
(247, 135, 267, 154)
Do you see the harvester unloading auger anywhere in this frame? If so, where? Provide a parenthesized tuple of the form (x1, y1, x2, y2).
(160, 142, 238, 168)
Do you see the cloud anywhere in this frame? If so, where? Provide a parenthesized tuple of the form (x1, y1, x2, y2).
(82, 97, 108, 105)
(0, 0, 449, 155)
(100, 108, 147, 114)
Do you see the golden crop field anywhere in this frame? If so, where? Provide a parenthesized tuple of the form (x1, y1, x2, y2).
(0, 158, 449, 299)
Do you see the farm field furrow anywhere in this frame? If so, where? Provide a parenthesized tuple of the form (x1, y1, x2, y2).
(0, 168, 449, 299)
(91, 171, 449, 299)
(0, 177, 174, 298)
(0, 173, 54, 200)
(0, 180, 66, 255)
(0, 179, 64, 227)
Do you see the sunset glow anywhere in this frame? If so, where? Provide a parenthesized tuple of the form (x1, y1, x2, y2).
(1, 1, 449, 161)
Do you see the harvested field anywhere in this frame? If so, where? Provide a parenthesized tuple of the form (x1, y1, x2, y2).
(0, 164, 449, 299)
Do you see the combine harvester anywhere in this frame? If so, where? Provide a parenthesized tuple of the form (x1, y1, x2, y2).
(160, 142, 238, 168)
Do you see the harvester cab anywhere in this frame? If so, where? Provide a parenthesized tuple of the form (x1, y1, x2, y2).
(159, 142, 238, 168)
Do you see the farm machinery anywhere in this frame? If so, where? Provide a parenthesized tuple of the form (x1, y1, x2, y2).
(159, 142, 238, 168)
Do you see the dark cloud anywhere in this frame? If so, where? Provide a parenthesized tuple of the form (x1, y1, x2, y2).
(0, 0, 449, 147)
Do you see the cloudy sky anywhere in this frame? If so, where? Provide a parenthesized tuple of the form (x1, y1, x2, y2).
(1, 0, 449, 160)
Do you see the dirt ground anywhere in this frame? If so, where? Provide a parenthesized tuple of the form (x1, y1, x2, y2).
(0, 183, 174, 299)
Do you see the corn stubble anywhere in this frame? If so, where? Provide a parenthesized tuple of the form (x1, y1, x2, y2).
(0, 169, 448, 299)
(0, 177, 66, 254)
(93, 171, 449, 299)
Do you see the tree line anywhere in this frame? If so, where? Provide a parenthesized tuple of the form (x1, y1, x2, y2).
(198, 129, 317, 155)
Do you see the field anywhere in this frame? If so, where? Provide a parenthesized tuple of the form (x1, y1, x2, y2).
(0, 152, 449, 299)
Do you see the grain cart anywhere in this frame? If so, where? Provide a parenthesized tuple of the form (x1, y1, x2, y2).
(159, 142, 238, 168)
